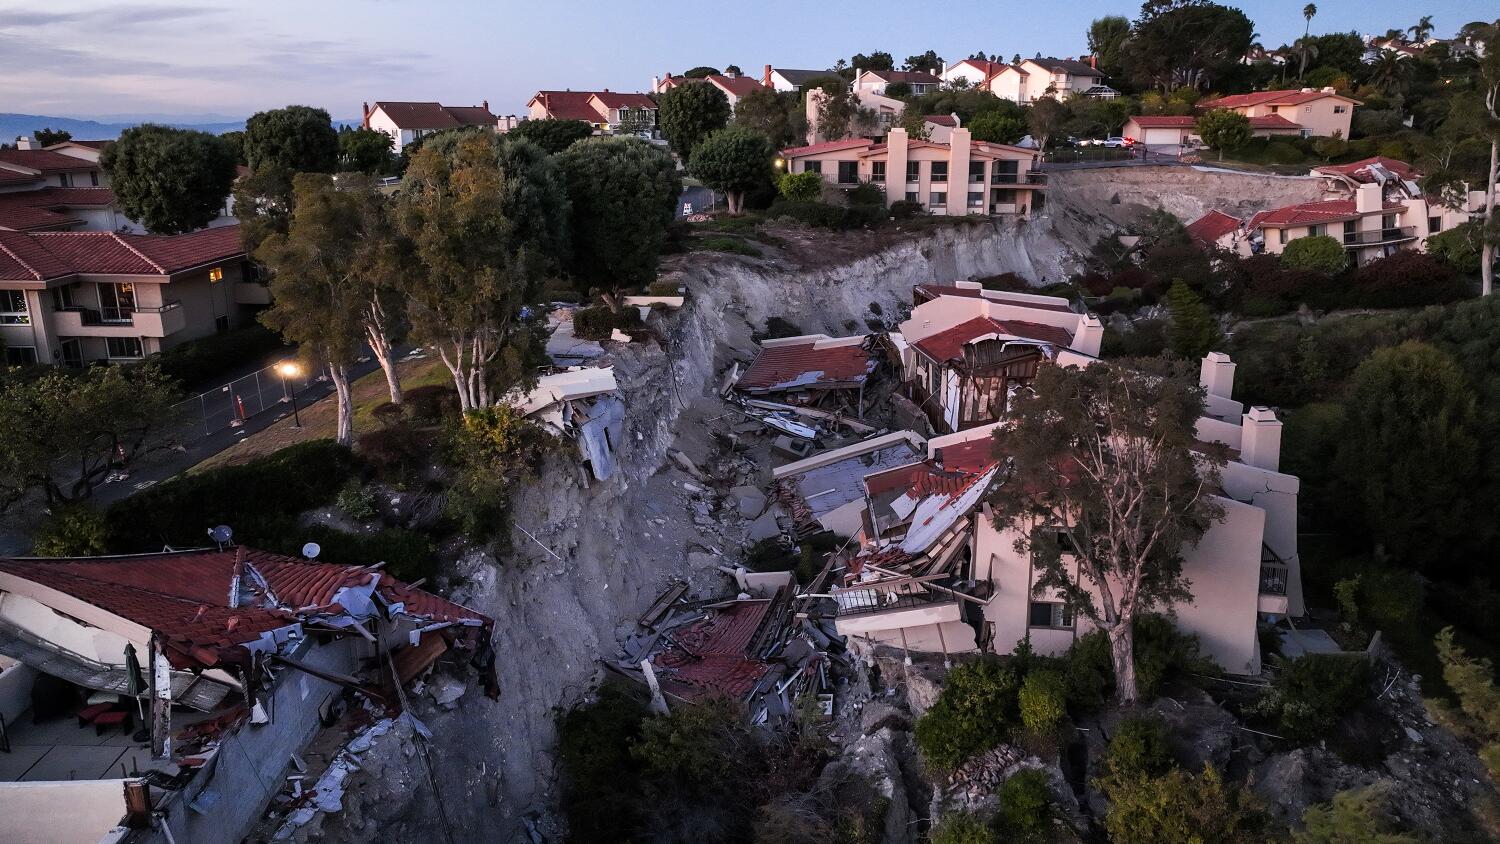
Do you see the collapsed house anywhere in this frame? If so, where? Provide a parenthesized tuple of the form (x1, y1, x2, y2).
(732, 333, 877, 415)
(890, 283, 1103, 434)
(614, 580, 845, 726)
(508, 366, 625, 481)
(0, 547, 494, 844)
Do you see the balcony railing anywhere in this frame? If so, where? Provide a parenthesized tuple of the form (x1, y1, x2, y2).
(1260, 564, 1289, 596)
(135, 299, 181, 315)
(1342, 226, 1416, 246)
(835, 588, 956, 617)
(992, 172, 1049, 186)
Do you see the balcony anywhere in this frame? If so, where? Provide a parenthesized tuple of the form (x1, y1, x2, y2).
(1259, 563, 1290, 615)
(52, 300, 184, 338)
(1342, 226, 1416, 246)
(833, 587, 962, 635)
(991, 172, 1048, 187)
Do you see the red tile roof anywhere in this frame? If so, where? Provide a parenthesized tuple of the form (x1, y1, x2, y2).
(0, 169, 42, 186)
(654, 599, 773, 701)
(925, 114, 958, 127)
(1313, 156, 1418, 183)
(1185, 210, 1242, 246)
(951, 59, 1006, 78)
(781, 138, 875, 157)
(1247, 114, 1303, 130)
(0, 148, 99, 174)
(739, 339, 875, 392)
(936, 436, 999, 472)
(914, 316, 1074, 362)
(706, 74, 768, 98)
(1247, 198, 1403, 230)
(528, 91, 606, 123)
(0, 225, 245, 281)
(0, 548, 490, 670)
(372, 101, 496, 130)
(0, 187, 116, 232)
(1201, 88, 1359, 110)
(590, 91, 657, 110)
(1128, 115, 1196, 128)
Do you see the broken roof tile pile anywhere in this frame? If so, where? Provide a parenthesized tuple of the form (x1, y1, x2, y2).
(1313, 156, 1418, 184)
(0, 548, 491, 671)
(772, 435, 924, 532)
(738, 336, 875, 394)
(913, 316, 1074, 363)
(0, 225, 245, 282)
(1185, 210, 1242, 247)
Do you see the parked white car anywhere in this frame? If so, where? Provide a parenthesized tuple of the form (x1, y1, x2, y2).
(1102, 137, 1133, 148)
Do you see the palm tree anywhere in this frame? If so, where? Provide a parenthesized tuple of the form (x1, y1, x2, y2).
(1408, 15, 1434, 43)
(1295, 37, 1320, 80)
(1300, 4, 1318, 77)
(1368, 50, 1412, 94)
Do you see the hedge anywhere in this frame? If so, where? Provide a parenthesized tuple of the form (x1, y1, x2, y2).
(150, 324, 288, 390)
(573, 306, 644, 341)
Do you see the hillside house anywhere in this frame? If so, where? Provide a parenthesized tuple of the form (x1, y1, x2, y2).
(1198, 87, 1361, 139)
(0, 225, 260, 367)
(1185, 210, 1247, 252)
(652, 72, 769, 110)
(360, 101, 498, 151)
(985, 57, 1116, 103)
(1122, 113, 1301, 149)
(780, 128, 1046, 216)
(1248, 183, 1428, 264)
(734, 333, 876, 412)
(942, 58, 1007, 89)
(0, 142, 106, 189)
(506, 366, 625, 481)
(854, 69, 941, 97)
(0, 547, 493, 844)
(760, 66, 829, 92)
(525, 90, 657, 133)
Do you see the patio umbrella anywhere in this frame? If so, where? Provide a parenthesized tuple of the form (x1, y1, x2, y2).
(123, 643, 146, 721)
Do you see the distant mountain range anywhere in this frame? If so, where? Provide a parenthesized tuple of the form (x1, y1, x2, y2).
(2, 113, 361, 144)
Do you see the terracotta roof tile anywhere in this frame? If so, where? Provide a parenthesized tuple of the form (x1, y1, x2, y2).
(914, 316, 1074, 362)
(372, 101, 496, 130)
(528, 91, 606, 122)
(1313, 156, 1418, 183)
(1201, 88, 1360, 109)
(0, 187, 115, 232)
(936, 437, 999, 472)
(1185, 210, 1241, 246)
(0, 225, 245, 281)
(706, 75, 769, 97)
(0, 149, 99, 174)
(781, 138, 875, 157)
(1247, 198, 1404, 230)
(654, 599, 773, 701)
(739, 339, 874, 392)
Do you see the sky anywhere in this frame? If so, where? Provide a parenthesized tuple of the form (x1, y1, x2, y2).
(0, 1, 1495, 121)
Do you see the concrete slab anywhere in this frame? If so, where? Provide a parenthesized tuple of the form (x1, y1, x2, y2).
(0, 745, 49, 780)
(21, 745, 127, 781)
(1279, 627, 1342, 658)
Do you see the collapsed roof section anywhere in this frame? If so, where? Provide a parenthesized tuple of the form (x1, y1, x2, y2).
(736, 333, 876, 395)
(505, 366, 625, 482)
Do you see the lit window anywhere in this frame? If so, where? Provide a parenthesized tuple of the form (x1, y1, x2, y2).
(0, 290, 29, 325)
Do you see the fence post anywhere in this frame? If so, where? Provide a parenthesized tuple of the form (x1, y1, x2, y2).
(199, 393, 209, 438)
(254, 371, 265, 415)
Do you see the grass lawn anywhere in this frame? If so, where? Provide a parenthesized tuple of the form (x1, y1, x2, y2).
(192, 355, 447, 472)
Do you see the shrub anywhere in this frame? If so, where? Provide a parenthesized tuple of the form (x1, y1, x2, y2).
(371, 400, 405, 427)
(1348, 250, 1468, 309)
(1102, 764, 1267, 844)
(1280, 235, 1348, 275)
(1293, 784, 1418, 844)
(1252, 654, 1371, 741)
(558, 682, 650, 842)
(1104, 714, 1174, 779)
(404, 384, 460, 421)
(1018, 670, 1067, 736)
(1060, 631, 1114, 710)
(696, 236, 761, 256)
(336, 480, 378, 521)
(777, 171, 824, 202)
(284, 524, 436, 582)
(915, 658, 1021, 770)
(647, 280, 683, 296)
(931, 813, 999, 844)
(1100, 319, 1168, 358)
(573, 305, 643, 341)
(997, 769, 1053, 842)
(443, 406, 554, 539)
(768, 198, 884, 229)
(889, 199, 924, 220)
(1427, 221, 1485, 275)
(846, 181, 885, 207)
(32, 507, 109, 557)
(149, 324, 287, 390)
(1060, 615, 1206, 709)
(977, 272, 1027, 291)
(105, 440, 357, 551)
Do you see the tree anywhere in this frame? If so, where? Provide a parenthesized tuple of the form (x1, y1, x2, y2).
(682, 66, 719, 79)
(32, 127, 70, 147)
(1300, 4, 1318, 78)
(723, 64, 742, 76)
(1166, 280, 1217, 359)
(1123, 0, 1255, 91)
(687, 127, 773, 215)
(558, 137, 680, 309)
(398, 133, 569, 411)
(1335, 343, 1480, 576)
(101, 125, 237, 234)
(1101, 764, 1266, 843)
(219, 130, 246, 165)
(813, 84, 875, 141)
(337, 126, 395, 174)
(967, 111, 1027, 144)
(1195, 109, 1251, 160)
(988, 360, 1224, 703)
(733, 87, 798, 148)
(1294, 36, 1320, 81)
(1479, 38, 1500, 296)
(255, 174, 373, 446)
(1366, 51, 1412, 95)
(1294, 784, 1418, 844)
(914, 658, 1020, 769)
(243, 105, 339, 174)
(903, 50, 943, 73)
(1280, 235, 1347, 274)
(508, 119, 594, 154)
(1027, 97, 1069, 151)
(1408, 15, 1434, 43)
(0, 364, 180, 509)
(657, 82, 731, 159)
(1087, 16, 1133, 78)
(850, 51, 895, 72)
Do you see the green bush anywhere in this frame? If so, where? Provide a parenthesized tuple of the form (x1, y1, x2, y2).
(846, 181, 885, 207)
(150, 324, 287, 389)
(889, 199, 924, 220)
(403, 384, 459, 422)
(1427, 222, 1485, 276)
(768, 198, 884, 230)
(997, 768, 1053, 842)
(357, 423, 432, 482)
(915, 658, 1021, 770)
(1059, 615, 1206, 710)
(283, 524, 436, 582)
(572, 305, 644, 341)
(931, 812, 999, 844)
(32, 507, 109, 557)
(442, 406, 554, 540)
(1018, 670, 1067, 736)
(1348, 250, 1469, 309)
(1253, 654, 1371, 741)
(1060, 631, 1114, 710)
(1104, 714, 1174, 779)
(696, 236, 761, 256)
(336, 479, 378, 521)
(558, 681, 650, 842)
(777, 170, 824, 202)
(1280, 235, 1348, 275)
(105, 440, 357, 551)
(1293, 784, 1418, 844)
(1101, 764, 1267, 844)
(647, 280, 683, 296)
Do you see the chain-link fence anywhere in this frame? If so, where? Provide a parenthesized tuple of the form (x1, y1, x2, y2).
(170, 358, 318, 442)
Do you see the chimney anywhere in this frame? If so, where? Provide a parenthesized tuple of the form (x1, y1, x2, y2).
(482, 99, 489, 112)
(763, 64, 773, 87)
(1240, 406, 1282, 472)
(1199, 351, 1236, 399)
(951, 111, 961, 128)
(1300, 87, 1313, 93)
(1076, 315, 1104, 357)
(15, 136, 33, 150)
(1089, 54, 1098, 70)
(361, 102, 370, 129)
(652, 75, 661, 92)
(1355, 182, 1381, 214)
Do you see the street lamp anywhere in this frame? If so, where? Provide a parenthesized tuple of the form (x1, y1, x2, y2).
(276, 361, 303, 429)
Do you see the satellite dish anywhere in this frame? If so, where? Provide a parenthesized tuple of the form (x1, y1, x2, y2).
(302, 542, 321, 560)
(208, 525, 233, 544)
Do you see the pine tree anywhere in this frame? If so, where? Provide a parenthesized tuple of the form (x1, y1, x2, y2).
(1166, 279, 1217, 360)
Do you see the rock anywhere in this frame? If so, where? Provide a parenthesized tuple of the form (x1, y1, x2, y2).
(1145, 689, 1238, 772)
(730, 485, 767, 519)
(1404, 726, 1424, 744)
(686, 551, 719, 570)
(860, 700, 910, 736)
(747, 507, 783, 542)
(817, 727, 916, 844)
(426, 675, 467, 710)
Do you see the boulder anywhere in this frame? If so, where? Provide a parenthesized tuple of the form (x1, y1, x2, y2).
(818, 727, 916, 844)
(730, 485, 767, 519)
(426, 675, 467, 710)
(747, 507, 784, 542)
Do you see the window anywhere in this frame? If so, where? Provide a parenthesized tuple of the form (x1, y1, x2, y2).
(803, 160, 821, 174)
(969, 161, 985, 183)
(992, 160, 1019, 183)
(1382, 213, 1398, 232)
(905, 191, 919, 203)
(968, 191, 984, 208)
(871, 161, 886, 183)
(929, 191, 946, 207)
(1028, 601, 1074, 628)
(105, 337, 143, 359)
(906, 161, 921, 182)
(90, 171, 99, 187)
(97, 282, 135, 323)
(0, 290, 29, 325)
(991, 188, 1017, 205)
(837, 161, 859, 184)
(1428, 216, 1442, 234)
(58, 173, 72, 188)
(1333, 105, 1347, 114)
(1343, 220, 1357, 243)
(928, 359, 941, 397)
(3, 346, 37, 366)
(1277, 228, 1286, 245)
(931, 161, 948, 183)
(1307, 223, 1324, 237)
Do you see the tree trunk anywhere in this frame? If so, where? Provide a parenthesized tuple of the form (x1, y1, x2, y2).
(366, 323, 402, 404)
(1108, 619, 1138, 704)
(1484, 138, 1497, 297)
(329, 363, 353, 447)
